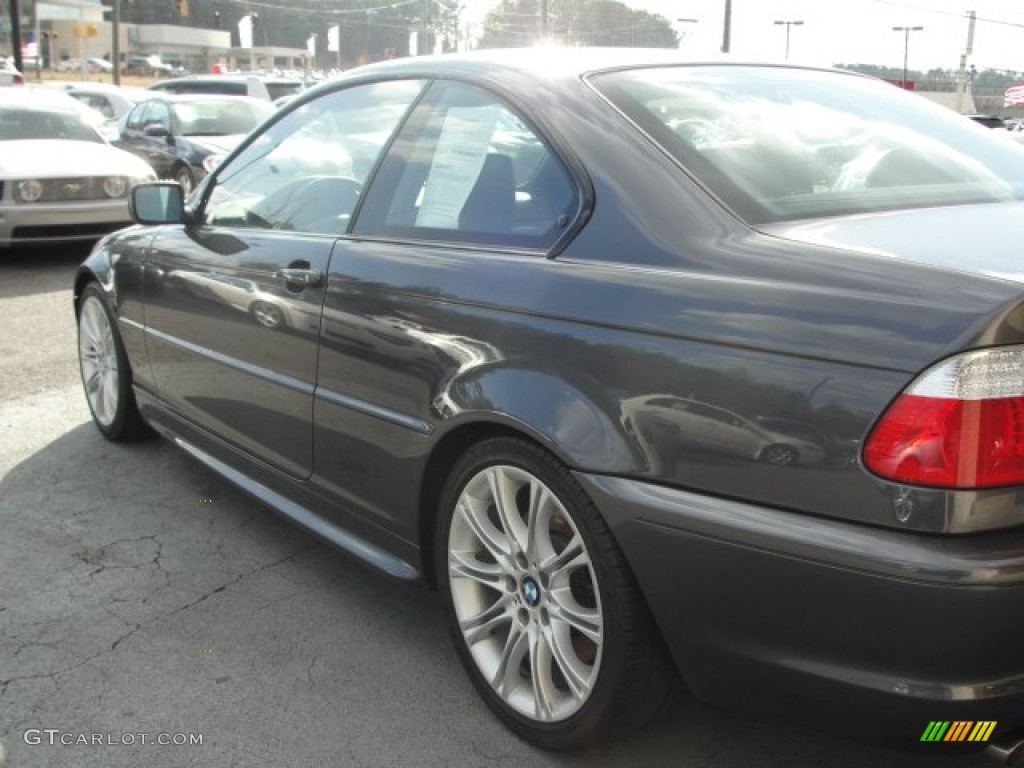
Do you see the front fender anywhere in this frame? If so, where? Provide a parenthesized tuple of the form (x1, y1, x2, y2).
(74, 227, 158, 393)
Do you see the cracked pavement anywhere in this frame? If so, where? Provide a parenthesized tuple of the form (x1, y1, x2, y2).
(0, 250, 993, 767)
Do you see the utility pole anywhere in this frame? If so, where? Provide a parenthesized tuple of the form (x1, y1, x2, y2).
(540, 0, 548, 39)
(10, 0, 23, 71)
(111, 0, 120, 85)
(892, 25, 923, 90)
(721, 0, 731, 53)
(955, 10, 976, 113)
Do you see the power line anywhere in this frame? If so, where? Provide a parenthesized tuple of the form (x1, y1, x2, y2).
(867, 0, 1024, 30)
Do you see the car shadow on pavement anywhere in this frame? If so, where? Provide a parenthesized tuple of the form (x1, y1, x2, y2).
(0, 422, 995, 768)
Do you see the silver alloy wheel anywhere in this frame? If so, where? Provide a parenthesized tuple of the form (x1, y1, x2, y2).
(251, 301, 283, 329)
(78, 296, 119, 428)
(448, 465, 604, 722)
(763, 445, 797, 465)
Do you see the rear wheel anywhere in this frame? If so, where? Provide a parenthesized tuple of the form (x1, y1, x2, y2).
(77, 283, 149, 441)
(761, 444, 798, 465)
(437, 436, 673, 750)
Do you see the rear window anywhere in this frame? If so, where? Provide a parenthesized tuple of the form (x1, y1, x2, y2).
(153, 81, 245, 96)
(589, 66, 1024, 224)
(265, 82, 303, 101)
(173, 99, 274, 135)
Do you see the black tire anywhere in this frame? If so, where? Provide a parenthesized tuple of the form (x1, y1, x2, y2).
(76, 283, 151, 441)
(436, 436, 674, 750)
(760, 444, 798, 466)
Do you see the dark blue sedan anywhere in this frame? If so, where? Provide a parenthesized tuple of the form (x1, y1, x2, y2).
(115, 94, 274, 195)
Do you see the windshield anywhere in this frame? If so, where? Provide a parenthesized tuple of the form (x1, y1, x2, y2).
(589, 66, 1024, 224)
(0, 106, 103, 143)
(173, 99, 274, 136)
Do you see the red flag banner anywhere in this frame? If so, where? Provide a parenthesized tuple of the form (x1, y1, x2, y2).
(1004, 83, 1024, 107)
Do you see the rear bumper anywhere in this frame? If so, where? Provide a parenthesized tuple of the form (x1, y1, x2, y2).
(577, 473, 1024, 750)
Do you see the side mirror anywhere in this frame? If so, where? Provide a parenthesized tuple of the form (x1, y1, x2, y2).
(143, 123, 170, 138)
(130, 182, 185, 225)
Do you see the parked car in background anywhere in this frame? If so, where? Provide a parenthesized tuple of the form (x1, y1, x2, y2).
(1, 57, 25, 85)
(55, 57, 115, 75)
(73, 50, 1024, 757)
(966, 113, 1007, 129)
(123, 55, 174, 78)
(63, 83, 154, 121)
(1001, 120, 1024, 145)
(115, 94, 273, 194)
(147, 73, 305, 102)
(54, 83, 157, 141)
(0, 87, 154, 246)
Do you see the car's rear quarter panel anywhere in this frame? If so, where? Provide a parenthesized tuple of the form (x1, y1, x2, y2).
(316, 72, 1024, 539)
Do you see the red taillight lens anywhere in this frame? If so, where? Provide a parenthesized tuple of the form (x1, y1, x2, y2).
(864, 347, 1024, 489)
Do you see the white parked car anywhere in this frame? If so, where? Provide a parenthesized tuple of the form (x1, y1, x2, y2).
(60, 82, 157, 140)
(0, 57, 25, 85)
(0, 87, 156, 247)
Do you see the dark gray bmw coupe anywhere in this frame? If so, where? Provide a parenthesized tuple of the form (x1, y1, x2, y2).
(74, 49, 1024, 758)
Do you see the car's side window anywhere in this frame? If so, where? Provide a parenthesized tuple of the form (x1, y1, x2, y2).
(355, 80, 578, 250)
(70, 93, 114, 118)
(126, 102, 149, 131)
(146, 101, 171, 132)
(201, 79, 426, 237)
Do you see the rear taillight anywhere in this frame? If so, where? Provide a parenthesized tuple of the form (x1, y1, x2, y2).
(864, 347, 1024, 489)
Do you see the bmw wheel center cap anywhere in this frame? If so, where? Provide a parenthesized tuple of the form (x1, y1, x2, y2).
(521, 577, 541, 607)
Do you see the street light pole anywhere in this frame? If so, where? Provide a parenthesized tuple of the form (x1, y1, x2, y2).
(111, 0, 121, 85)
(676, 17, 697, 49)
(10, 0, 23, 72)
(721, 0, 731, 53)
(892, 25, 923, 89)
(773, 19, 803, 60)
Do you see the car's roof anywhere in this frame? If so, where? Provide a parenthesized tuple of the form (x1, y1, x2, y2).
(343, 47, 839, 82)
(145, 92, 272, 104)
(0, 86, 87, 107)
(159, 74, 301, 84)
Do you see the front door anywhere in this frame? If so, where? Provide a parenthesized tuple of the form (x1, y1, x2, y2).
(143, 78, 427, 480)
(145, 226, 330, 480)
(119, 99, 177, 178)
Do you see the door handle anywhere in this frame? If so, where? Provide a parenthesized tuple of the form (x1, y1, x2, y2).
(278, 268, 324, 289)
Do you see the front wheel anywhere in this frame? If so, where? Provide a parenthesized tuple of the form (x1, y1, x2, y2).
(250, 300, 285, 329)
(77, 283, 150, 441)
(437, 437, 673, 750)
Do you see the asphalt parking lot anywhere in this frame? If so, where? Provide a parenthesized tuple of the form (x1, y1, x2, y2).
(0, 248, 995, 768)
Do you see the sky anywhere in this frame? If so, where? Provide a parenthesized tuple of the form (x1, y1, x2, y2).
(467, 0, 1024, 74)
(624, 0, 1024, 72)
